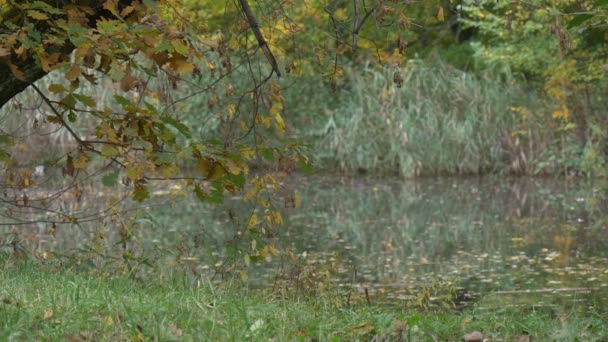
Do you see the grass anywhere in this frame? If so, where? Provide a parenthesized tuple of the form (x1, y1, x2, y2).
(1, 258, 607, 341)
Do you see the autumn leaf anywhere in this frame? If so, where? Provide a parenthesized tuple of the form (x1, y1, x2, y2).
(27, 10, 49, 20)
(43, 309, 54, 320)
(347, 322, 375, 333)
(0, 46, 10, 57)
(133, 183, 150, 202)
(436, 6, 445, 22)
(65, 154, 75, 177)
(101, 145, 118, 158)
(48, 84, 68, 94)
(103, 0, 120, 17)
(65, 64, 82, 81)
(8, 63, 26, 81)
(73, 150, 89, 169)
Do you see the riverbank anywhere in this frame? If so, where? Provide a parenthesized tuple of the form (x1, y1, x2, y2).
(2, 259, 606, 341)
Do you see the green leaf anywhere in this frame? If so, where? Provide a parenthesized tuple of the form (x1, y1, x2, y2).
(31, 1, 64, 14)
(133, 184, 150, 202)
(101, 145, 118, 157)
(142, 0, 158, 8)
(0, 148, 10, 162)
(48, 84, 68, 94)
(102, 170, 120, 187)
(161, 116, 192, 138)
(67, 111, 77, 123)
(596, 0, 608, 7)
(62, 94, 77, 108)
(226, 172, 246, 188)
(298, 155, 313, 174)
(154, 152, 173, 164)
(262, 149, 275, 161)
(568, 14, 593, 29)
(193, 183, 224, 204)
(0, 134, 14, 146)
(209, 181, 225, 204)
(114, 95, 132, 107)
(194, 185, 206, 202)
(73, 94, 96, 107)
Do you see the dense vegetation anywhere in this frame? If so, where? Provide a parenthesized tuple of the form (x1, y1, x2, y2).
(1, 0, 607, 340)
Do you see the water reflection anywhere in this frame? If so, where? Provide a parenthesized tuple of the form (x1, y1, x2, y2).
(2, 176, 607, 311)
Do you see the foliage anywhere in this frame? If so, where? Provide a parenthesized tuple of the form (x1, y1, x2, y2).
(0, 0, 316, 267)
(283, 59, 546, 176)
(461, 0, 608, 175)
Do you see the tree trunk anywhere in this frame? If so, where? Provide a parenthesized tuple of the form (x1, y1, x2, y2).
(0, 61, 47, 109)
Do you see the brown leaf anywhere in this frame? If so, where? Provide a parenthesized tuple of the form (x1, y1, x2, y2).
(43, 309, 54, 319)
(65, 64, 82, 81)
(0, 46, 10, 57)
(8, 63, 26, 81)
(120, 71, 139, 92)
(65, 154, 75, 177)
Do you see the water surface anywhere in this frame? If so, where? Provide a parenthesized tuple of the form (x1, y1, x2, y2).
(2, 175, 607, 311)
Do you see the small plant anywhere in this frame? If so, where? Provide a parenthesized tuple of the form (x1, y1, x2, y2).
(405, 278, 458, 312)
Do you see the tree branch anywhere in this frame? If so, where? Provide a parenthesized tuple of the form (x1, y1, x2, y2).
(238, 0, 281, 78)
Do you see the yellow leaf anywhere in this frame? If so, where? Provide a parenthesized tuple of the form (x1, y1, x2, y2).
(171, 40, 190, 55)
(240, 270, 249, 282)
(169, 56, 194, 74)
(437, 6, 445, 22)
(294, 192, 300, 208)
(208, 163, 224, 180)
(347, 322, 375, 333)
(103, 0, 120, 17)
(48, 84, 67, 94)
(334, 8, 348, 21)
(131, 332, 144, 342)
(274, 113, 285, 134)
(101, 145, 118, 158)
(248, 214, 258, 229)
(27, 10, 49, 20)
(224, 160, 242, 175)
(227, 104, 236, 119)
(125, 167, 139, 180)
(104, 315, 114, 326)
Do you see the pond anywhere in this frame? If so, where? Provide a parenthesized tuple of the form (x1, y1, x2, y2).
(2, 175, 608, 312)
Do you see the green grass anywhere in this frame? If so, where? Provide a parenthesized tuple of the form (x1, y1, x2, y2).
(1, 259, 607, 341)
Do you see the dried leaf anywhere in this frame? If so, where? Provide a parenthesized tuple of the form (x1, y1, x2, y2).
(43, 309, 54, 319)
(65, 64, 82, 81)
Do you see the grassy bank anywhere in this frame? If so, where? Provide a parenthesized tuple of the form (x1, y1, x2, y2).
(2, 259, 606, 341)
